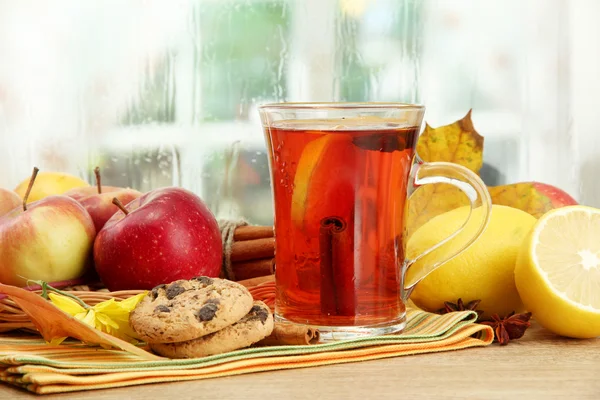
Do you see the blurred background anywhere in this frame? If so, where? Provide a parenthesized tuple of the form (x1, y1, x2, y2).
(0, 0, 598, 225)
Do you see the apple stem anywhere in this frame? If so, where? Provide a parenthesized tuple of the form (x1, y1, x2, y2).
(94, 166, 102, 194)
(112, 197, 129, 215)
(23, 166, 39, 211)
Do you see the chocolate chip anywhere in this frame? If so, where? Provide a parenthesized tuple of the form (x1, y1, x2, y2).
(205, 298, 220, 305)
(195, 303, 218, 322)
(192, 276, 214, 286)
(150, 284, 166, 300)
(165, 283, 186, 300)
(249, 305, 269, 324)
(154, 305, 171, 313)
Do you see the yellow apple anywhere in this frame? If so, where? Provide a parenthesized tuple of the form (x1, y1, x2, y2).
(0, 168, 96, 287)
(14, 171, 89, 204)
(0, 195, 96, 287)
(0, 188, 21, 217)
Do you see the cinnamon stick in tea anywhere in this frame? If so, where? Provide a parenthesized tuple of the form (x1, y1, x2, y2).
(256, 322, 320, 346)
(230, 238, 275, 262)
(233, 225, 274, 241)
(319, 217, 356, 316)
(231, 258, 275, 281)
(319, 219, 337, 315)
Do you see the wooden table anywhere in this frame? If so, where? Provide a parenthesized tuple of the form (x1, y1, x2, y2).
(1, 322, 599, 399)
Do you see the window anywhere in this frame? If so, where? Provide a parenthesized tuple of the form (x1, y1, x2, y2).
(0, 0, 597, 226)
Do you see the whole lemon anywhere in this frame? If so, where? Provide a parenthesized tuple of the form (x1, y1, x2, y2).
(406, 204, 536, 318)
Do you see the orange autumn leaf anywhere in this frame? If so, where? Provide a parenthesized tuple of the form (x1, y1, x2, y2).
(407, 110, 484, 236)
(0, 283, 162, 360)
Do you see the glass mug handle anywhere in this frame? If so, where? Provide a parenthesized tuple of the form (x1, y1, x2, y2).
(401, 161, 492, 301)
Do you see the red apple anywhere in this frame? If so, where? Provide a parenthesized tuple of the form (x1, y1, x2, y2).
(0, 188, 21, 217)
(63, 167, 142, 232)
(531, 182, 578, 208)
(93, 187, 223, 291)
(0, 168, 96, 287)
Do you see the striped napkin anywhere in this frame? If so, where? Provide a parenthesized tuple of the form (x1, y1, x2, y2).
(0, 308, 493, 395)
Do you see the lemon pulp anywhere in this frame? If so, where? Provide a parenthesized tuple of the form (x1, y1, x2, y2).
(515, 205, 600, 338)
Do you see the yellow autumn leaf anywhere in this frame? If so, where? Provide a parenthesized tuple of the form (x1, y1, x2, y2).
(406, 110, 484, 237)
(488, 182, 578, 218)
(416, 109, 483, 172)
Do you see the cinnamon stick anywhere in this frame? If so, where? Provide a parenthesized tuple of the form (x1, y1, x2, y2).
(319, 216, 356, 316)
(233, 225, 274, 241)
(230, 238, 275, 262)
(319, 219, 337, 315)
(232, 258, 275, 281)
(256, 322, 320, 346)
(237, 274, 275, 288)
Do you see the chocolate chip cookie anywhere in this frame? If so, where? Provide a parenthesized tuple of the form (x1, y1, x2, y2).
(130, 276, 253, 343)
(149, 301, 274, 358)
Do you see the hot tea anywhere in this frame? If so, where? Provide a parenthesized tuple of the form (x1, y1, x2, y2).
(260, 103, 491, 341)
(266, 120, 419, 327)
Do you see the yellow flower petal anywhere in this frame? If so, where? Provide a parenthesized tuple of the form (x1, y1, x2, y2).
(49, 336, 68, 346)
(48, 293, 86, 315)
(96, 312, 120, 330)
(92, 298, 117, 314)
(77, 309, 96, 327)
(93, 292, 147, 323)
(96, 293, 146, 315)
(94, 319, 109, 334)
(48, 293, 148, 345)
(74, 311, 87, 321)
(119, 292, 148, 310)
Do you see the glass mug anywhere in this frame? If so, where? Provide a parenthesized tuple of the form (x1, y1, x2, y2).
(259, 103, 491, 341)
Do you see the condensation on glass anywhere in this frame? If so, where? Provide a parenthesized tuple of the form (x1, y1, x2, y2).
(0, 0, 597, 226)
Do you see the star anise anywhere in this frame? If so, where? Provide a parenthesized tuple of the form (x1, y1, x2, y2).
(480, 311, 532, 345)
(436, 298, 484, 321)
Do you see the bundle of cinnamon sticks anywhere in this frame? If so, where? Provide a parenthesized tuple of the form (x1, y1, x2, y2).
(230, 225, 275, 281)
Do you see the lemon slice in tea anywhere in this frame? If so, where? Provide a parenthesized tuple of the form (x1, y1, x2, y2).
(290, 134, 356, 234)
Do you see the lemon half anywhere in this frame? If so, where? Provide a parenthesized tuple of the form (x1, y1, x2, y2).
(515, 205, 600, 338)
